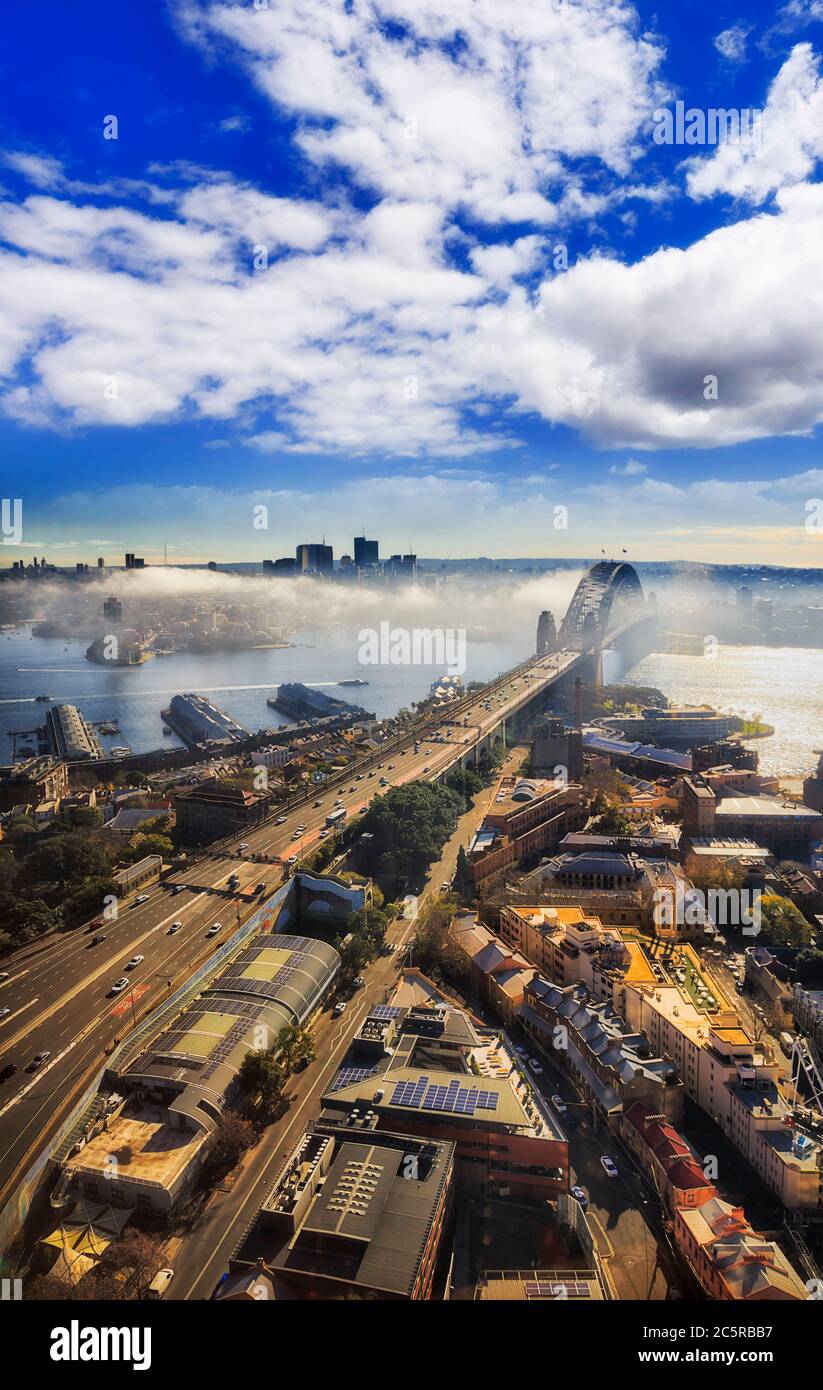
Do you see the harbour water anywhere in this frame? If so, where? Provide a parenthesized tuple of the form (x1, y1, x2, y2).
(624, 646, 823, 778)
(2, 628, 820, 778)
(0, 626, 529, 762)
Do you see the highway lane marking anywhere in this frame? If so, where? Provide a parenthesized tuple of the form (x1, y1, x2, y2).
(0, 971, 28, 989)
(0, 997, 39, 1030)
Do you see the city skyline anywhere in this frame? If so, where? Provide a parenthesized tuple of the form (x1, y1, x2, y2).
(3, 2, 823, 564)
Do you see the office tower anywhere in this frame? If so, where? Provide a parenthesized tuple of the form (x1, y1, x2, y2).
(272, 557, 297, 575)
(103, 596, 122, 622)
(296, 543, 333, 575)
(385, 553, 417, 582)
(354, 535, 379, 569)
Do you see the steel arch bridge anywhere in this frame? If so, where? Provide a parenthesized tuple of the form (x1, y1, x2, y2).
(558, 560, 645, 648)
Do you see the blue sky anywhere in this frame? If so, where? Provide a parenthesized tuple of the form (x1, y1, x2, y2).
(3, 0, 823, 565)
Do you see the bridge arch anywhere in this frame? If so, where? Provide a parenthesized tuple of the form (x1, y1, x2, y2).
(559, 560, 644, 646)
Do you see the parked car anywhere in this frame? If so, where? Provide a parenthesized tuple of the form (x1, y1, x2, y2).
(206, 923, 221, 937)
(145, 1268, 175, 1300)
(600, 1155, 618, 1179)
(551, 1094, 568, 1115)
(110, 977, 129, 994)
(570, 1185, 588, 1210)
(353, 975, 365, 989)
(167, 921, 183, 935)
(126, 956, 144, 970)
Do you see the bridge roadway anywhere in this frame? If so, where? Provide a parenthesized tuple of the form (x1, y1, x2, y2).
(0, 648, 581, 1209)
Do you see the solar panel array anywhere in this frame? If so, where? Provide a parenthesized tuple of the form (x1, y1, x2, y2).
(389, 1076, 499, 1115)
(370, 1005, 402, 1020)
(328, 1065, 378, 1092)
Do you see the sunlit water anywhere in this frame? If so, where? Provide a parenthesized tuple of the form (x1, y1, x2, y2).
(624, 646, 823, 778)
(0, 627, 528, 762)
(3, 629, 820, 778)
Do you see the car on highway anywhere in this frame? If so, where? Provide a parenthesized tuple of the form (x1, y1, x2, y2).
(29, 1051, 51, 1070)
(110, 977, 129, 994)
(527, 1057, 543, 1075)
(356, 773, 365, 780)
(0, 1062, 17, 1082)
(167, 921, 183, 935)
(570, 1185, 588, 1210)
(318, 829, 329, 839)
(255, 881, 267, 894)
(600, 1155, 618, 1179)
(314, 800, 323, 807)
(0, 1006, 10, 1021)
(0, 972, 8, 983)
(551, 1094, 568, 1114)
(422, 765, 429, 773)
(286, 854, 297, 865)
(368, 771, 375, 778)
(126, 956, 144, 970)
(332, 1001, 347, 1017)
(275, 815, 287, 825)
(90, 933, 106, 946)
(134, 894, 149, 906)
(296, 823, 306, 832)
(206, 923, 222, 937)
(238, 843, 249, 851)
(171, 884, 185, 895)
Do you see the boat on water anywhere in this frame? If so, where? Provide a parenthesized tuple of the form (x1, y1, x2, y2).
(338, 678, 370, 687)
(34, 694, 53, 702)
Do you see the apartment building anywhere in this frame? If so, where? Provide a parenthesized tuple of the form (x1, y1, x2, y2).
(466, 775, 585, 884)
(674, 1197, 809, 1300)
(624, 967, 823, 1211)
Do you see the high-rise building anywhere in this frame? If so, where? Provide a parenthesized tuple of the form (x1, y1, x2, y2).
(296, 543, 333, 575)
(385, 553, 417, 581)
(354, 535, 379, 569)
(103, 596, 123, 622)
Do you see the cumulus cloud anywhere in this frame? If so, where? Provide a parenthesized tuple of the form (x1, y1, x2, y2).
(175, 0, 666, 226)
(687, 44, 823, 203)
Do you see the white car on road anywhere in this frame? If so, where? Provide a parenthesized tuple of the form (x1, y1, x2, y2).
(126, 956, 144, 970)
(110, 977, 129, 994)
(600, 1155, 618, 1179)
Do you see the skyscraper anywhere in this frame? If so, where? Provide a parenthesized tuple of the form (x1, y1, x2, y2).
(354, 536, 379, 569)
(296, 543, 334, 575)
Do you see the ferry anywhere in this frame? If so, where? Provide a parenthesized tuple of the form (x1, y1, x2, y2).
(338, 678, 370, 687)
(34, 694, 53, 702)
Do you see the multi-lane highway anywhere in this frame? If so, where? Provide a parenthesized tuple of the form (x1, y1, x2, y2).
(0, 649, 578, 1207)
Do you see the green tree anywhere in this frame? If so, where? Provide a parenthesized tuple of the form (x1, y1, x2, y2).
(357, 782, 459, 893)
(276, 1023, 316, 1072)
(758, 895, 813, 948)
(238, 1050, 283, 1112)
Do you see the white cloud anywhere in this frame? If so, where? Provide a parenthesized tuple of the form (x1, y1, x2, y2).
(609, 458, 647, 475)
(687, 44, 823, 203)
(218, 114, 251, 133)
(713, 23, 751, 64)
(176, 0, 666, 225)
